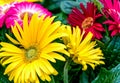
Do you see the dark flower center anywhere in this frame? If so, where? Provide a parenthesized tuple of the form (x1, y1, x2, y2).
(26, 48, 37, 60)
(81, 17, 94, 29)
(20, 12, 33, 20)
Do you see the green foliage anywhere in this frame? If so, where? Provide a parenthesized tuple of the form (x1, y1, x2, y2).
(0, 65, 11, 83)
(96, 35, 120, 70)
(92, 64, 120, 83)
(60, 1, 79, 14)
(76, 0, 90, 5)
(0, 26, 11, 42)
(54, 13, 68, 24)
(91, 0, 103, 12)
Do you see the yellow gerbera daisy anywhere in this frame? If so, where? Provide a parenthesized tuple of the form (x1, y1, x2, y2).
(0, 13, 69, 83)
(0, 0, 43, 5)
(61, 26, 105, 70)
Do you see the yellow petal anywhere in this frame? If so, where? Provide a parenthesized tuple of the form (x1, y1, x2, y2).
(0, 42, 23, 53)
(40, 53, 56, 63)
(6, 34, 20, 44)
(49, 52, 65, 61)
(42, 43, 66, 53)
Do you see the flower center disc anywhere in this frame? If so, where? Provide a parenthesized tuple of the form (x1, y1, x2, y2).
(26, 48, 37, 59)
(81, 17, 94, 29)
(20, 12, 33, 20)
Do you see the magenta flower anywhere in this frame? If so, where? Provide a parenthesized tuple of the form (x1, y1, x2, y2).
(104, 10, 120, 36)
(0, 3, 14, 28)
(5, 2, 52, 28)
(100, 0, 120, 36)
(100, 0, 120, 11)
(99, 0, 120, 17)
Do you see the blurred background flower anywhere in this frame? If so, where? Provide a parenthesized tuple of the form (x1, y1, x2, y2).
(0, 3, 15, 28)
(5, 2, 52, 28)
(100, 0, 120, 36)
(0, 0, 43, 5)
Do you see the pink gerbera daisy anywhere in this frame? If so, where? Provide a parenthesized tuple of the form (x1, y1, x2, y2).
(100, 0, 120, 36)
(5, 2, 52, 28)
(99, 0, 120, 18)
(0, 3, 14, 27)
(100, 0, 120, 11)
(104, 9, 120, 36)
(67, 2, 105, 39)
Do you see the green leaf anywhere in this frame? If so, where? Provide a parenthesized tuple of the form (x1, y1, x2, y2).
(49, 76, 55, 83)
(0, 65, 11, 83)
(92, 64, 120, 83)
(98, 35, 120, 69)
(79, 71, 89, 83)
(106, 36, 116, 50)
(95, 39, 105, 49)
(91, 0, 103, 12)
(60, 1, 79, 14)
(54, 13, 67, 24)
(76, 0, 90, 5)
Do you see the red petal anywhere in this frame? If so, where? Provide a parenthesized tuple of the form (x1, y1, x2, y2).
(111, 30, 118, 36)
(104, 20, 117, 25)
(94, 23, 105, 31)
(80, 3, 87, 16)
(108, 25, 116, 31)
(95, 14, 102, 19)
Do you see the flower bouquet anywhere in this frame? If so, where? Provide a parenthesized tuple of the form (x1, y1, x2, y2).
(0, 0, 120, 83)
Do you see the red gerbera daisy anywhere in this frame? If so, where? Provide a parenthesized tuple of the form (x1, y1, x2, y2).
(68, 2, 105, 39)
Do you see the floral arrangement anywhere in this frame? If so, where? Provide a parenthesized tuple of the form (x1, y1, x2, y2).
(0, 0, 120, 83)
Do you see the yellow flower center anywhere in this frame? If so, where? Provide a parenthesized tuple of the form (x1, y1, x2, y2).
(26, 48, 37, 59)
(81, 17, 94, 29)
(20, 12, 33, 20)
(118, 24, 120, 27)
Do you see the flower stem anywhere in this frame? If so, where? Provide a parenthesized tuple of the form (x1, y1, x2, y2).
(50, 76, 55, 83)
(63, 60, 70, 83)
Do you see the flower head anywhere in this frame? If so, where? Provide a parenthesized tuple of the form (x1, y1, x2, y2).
(104, 10, 120, 36)
(0, 13, 69, 82)
(99, 0, 120, 12)
(5, 2, 52, 28)
(100, 0, 120, 36)
(0, 3, 14, 27)
(68, 2, 105, 39)
(0, 0, 43, 5)
(61, 26, 104, 70)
